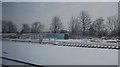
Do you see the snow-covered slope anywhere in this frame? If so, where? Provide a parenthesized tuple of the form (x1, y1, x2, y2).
(2, 41, 118, 65)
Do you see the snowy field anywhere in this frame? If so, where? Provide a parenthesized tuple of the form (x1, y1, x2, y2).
(54, 39, 118, 46)
(2, 40, 118, 65)
(3, 38, 119, 48)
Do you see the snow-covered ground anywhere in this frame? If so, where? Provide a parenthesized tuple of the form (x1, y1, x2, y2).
(2, 58, 26, 65)
(3, 38, 118, 47)
(43, 39, 118, 49)
(2, 40, 118, 65)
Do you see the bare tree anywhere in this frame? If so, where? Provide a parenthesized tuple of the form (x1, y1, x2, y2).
(31, 22, 44, 33)
(21, 23, 30, 33)
(31, 22, 44, 43)
(88, 24, 96, 36)
(106, 15, 118, 36)
(69, 16, 83, 38)
(2, 21, 8, 33)
(2, 21, 17, 33)
(77, 11, 91, 36)
(50, 16, 63, 33)
(93, 17, 105, 37)
(69, 16, 76, 35)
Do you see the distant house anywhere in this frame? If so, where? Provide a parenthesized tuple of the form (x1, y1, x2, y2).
(30, 33, 69, 40)
(19, 33, 31, 39)
(29, 33, 68, 40)
(2, 33, 18, 38)
(30, 33, 42, 40)
(43, 33, 68, 39)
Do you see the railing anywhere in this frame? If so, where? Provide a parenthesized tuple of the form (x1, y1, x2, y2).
(2, 38, 120, 50)
(2, 57, 44, 67)
(54, 42, 120, 50)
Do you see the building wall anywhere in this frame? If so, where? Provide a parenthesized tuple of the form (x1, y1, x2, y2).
(44, 33, 65, 39)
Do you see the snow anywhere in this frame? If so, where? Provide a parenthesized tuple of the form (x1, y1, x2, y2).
(3, 38, 118, 47)
(2, 40, 118, 65)
(52, 39, 118, 47)
(3, 58, 26, 65)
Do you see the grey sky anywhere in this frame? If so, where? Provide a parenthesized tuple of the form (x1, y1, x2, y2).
(3, 2, 118, 31)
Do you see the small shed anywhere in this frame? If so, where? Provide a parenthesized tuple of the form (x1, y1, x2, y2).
(43, 33, 68, 39)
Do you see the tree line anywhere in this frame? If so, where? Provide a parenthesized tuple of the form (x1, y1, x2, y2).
(69, 11, 118, 38)
(2, 10, 119, 38)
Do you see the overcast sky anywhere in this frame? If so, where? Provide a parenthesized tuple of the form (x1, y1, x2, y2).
(3, 2, 118, 31)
